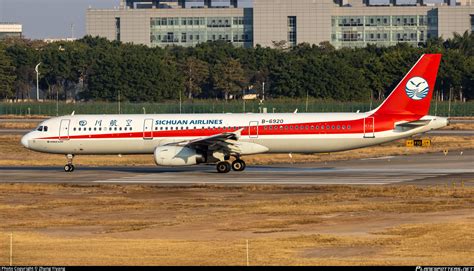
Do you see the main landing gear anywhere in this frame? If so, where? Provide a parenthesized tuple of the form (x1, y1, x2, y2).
(64, 154, 75, 172)
(216, 159, 246, 173)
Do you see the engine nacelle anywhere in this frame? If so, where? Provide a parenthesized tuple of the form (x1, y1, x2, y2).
(154, 146, 205, 166)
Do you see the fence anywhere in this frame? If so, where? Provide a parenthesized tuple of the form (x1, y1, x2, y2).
(0, 100, 472, 116)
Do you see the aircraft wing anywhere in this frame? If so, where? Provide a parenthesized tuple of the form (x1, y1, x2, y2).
(169, 128, 268, 155)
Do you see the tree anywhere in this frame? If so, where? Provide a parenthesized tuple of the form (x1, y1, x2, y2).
(0, 46, 16, 99)
(212, 58, 246, 100)
(182, 57, 209, 99)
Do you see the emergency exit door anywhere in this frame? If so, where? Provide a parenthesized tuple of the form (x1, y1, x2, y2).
(249, 121, 259, 139)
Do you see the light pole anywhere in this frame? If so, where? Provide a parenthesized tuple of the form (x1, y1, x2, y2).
(35, 63, 41, 101)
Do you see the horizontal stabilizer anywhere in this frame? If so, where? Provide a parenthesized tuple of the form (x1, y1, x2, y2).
(395, 119, 431, 128)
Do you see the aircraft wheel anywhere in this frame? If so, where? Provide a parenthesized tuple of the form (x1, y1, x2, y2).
(64, 164, 75, 172)
(216, 161, 231, 173)
(232, 159, 246, 171)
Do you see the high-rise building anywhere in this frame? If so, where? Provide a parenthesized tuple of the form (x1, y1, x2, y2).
(0, 23, 22, 40)
(86, 0, 474, 48)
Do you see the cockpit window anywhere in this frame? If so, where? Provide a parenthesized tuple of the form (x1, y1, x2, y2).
(36, 125, 48, 132)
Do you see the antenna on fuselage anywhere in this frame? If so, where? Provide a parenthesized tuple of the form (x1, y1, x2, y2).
(71, 111, 75, 116)
(293, 109, 298, 114)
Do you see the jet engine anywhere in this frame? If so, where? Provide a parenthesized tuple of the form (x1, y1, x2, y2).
(154, 146, 205, 166)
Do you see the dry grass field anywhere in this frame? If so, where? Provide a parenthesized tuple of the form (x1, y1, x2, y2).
(0, 184, 473, 265)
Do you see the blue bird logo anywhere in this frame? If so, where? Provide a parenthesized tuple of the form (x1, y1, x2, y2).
(405, 77, 429, 100)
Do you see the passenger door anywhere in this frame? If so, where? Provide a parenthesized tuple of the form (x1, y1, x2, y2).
(363, 117, 375, 138)
(143, 119, 154, 140)
(59, 119, 70, 140)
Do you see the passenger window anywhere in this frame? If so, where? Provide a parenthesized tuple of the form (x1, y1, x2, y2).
(109, 127, 112, 131)
(295, 126, 299, 130)
(348, 125, 352, 129)
(114, 127, 117, 131)
(342, 125, 346, 130)
(89, 127, 92, 131)
(305, 125, 309, 130)
(321, 126, 325, 130)
(99, 127, 102, 131)
(332, 125, 335, 129)
(290, 125, 293, 129)
(73, 128, 76, 131)
(311, 126, 314, 130)
(337, 125, 340, 129)
(316, 126, 319, 129)
(94, 127, 97, 131)
(326, 125, 330, 129)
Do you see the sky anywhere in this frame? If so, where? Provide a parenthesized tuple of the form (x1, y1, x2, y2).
(0, 0, 119, 39)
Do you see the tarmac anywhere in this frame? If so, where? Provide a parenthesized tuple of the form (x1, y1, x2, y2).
(0, 150, 472, 186)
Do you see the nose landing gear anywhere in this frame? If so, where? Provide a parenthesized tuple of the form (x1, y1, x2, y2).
(64, 154, 75, 172)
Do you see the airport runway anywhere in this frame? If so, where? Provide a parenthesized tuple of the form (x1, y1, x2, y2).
(0, 150, 473, 186)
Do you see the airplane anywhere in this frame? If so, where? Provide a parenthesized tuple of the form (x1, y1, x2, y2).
(21, 54, 448, 173)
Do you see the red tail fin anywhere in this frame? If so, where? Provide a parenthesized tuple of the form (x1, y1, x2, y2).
(373, 54, 441, 117)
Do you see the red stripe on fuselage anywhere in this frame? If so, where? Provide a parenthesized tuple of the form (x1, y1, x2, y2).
(38, 115, 420, 140)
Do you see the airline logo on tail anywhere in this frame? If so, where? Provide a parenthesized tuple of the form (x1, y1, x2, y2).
(405, 76, 429, 100)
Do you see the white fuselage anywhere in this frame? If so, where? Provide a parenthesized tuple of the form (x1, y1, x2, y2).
(21, 113, 448, 155)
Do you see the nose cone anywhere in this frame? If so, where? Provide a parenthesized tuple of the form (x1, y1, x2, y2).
(21, 133, 31, 148)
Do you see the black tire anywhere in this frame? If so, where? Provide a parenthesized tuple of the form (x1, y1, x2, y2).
(232, 160, 246, 171)
(69, 165, 75, 172)
(216, 161, 231, 173)
(64, 165, 71, 172)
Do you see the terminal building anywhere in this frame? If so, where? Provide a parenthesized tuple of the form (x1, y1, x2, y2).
(86, 0, 474, 48)
(0, 23, 22, 40)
